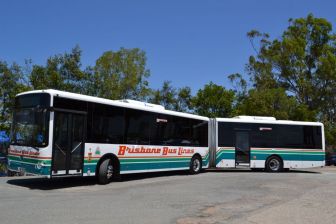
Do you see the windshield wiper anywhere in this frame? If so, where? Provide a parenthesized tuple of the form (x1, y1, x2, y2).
(31, 146, 40, 151)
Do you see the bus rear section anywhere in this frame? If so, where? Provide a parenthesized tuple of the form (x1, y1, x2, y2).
(212, 116, 325, 171)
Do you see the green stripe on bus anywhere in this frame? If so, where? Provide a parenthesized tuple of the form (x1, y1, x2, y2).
(216, 149, 235, 164)
(251, 150, 324, 155)
(8, 160, 50, 175)
(83, 161, 190, 173)
(8, 155, 52, 165)
(251, 153, 325, 161)
(120, 161, 190, 171)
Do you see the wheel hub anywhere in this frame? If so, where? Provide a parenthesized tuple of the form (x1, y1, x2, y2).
(107, 164, 113, 179)
(269, 158, 280, 171)
(193, 159, 201, 172)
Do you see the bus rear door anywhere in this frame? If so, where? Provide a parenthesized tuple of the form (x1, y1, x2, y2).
(235, 131, 250, 166)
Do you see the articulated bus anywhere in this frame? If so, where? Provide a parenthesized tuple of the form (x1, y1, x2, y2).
(8, 90, 325, 184)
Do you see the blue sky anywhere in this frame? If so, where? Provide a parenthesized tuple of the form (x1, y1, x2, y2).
(1, 0, 335, 93)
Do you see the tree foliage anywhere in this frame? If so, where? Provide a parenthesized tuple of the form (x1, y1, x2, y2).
(88, 48, 150, 100)
(245, 14, 336, 146)
(192, 82, 235, 118)
(149, 81, 192, 112)
(30, 46, 88, 93)
(235, 88, 316, 120)
(0, 61, 30, 131)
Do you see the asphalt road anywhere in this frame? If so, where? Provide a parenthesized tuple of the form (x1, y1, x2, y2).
(1, 167, 336, 224)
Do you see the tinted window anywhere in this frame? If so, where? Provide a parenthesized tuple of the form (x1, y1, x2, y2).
(251, 125, 277, 148)
(166, 116, 191, 146)
(218, 122, 323, 149)
(149, 114, 168, 145)
(53, 97, 88, 111)
(191, 120, 208, 147)
(218, 122, 235, 147)
(149, 115, 208, 147)
(124, 109, 152, 145)
(15, 93, 50, 108)
(277, 125, 303, 148)
(91, 103, 125, 144)
(63, 100, 209, 147)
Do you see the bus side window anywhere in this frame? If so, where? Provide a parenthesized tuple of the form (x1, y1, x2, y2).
(124, 109, 151, 145)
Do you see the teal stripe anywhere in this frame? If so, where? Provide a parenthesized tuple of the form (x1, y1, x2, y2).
(251, 150, 324, 155)
(202, 154, 209, 167)
(251, 153, 325, 161)
(8, 160, 50, 175)
(8, 155, 52, 165)
(121, 161, 189, 171)
(84, 159, 192, 173)
(84, 161, 189, 173)
(216, 150, 235, 164)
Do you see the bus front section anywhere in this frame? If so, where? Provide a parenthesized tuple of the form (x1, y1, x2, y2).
(8, 92, 52, 176)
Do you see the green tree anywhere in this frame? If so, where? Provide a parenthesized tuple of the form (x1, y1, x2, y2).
(175, 86, 192, 112)
(149, 81, 177, 110)
(149, 81, 192, 112)
(192, 82, 235, 117)
(89, 48, 150, 100)
(245, 14, 336, 146)
(235, 88, 316, 120)
(0, 61, 30, 132)
(30, 46, 88, 93)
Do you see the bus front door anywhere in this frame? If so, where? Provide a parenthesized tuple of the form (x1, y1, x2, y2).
(235, 131, 250, 166)
(52, 111, 86, 176)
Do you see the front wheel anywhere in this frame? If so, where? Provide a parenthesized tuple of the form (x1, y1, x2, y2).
(98, 158, 114, 184)
(265, 156, 283, 172)
(189, 156, 202, 174)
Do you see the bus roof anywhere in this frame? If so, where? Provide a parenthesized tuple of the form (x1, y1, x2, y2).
(17, 89, 209, 121)
(216, 116, 323, 126)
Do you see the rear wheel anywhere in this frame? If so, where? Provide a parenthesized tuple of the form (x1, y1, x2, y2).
(189, 155, 202, 174)
(265, 156, 283, 172)
(98, 158, 114, 184)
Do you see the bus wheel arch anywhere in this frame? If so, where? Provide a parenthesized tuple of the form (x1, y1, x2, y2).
(189, 154, 202, 174)
(96, 153, 120, 184)
(265, 154, 283, 172)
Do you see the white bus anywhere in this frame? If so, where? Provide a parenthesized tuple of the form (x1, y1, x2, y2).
(7, 90, 325, 184)
(8, 90, 209, 184)
(210, 116, 325, 171)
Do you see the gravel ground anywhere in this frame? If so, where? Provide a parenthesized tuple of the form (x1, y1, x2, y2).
(0, 167, 335, 224)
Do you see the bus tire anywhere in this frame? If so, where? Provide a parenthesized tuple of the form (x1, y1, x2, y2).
(98, 158, 114, 185)
(189, 155, 202, 174)
(265, 156, 283, 172)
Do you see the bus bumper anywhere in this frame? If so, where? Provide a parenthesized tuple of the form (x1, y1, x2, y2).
(7, 159, 50, 176)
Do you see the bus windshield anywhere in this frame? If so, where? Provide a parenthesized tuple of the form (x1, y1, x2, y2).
(12, 108, 50, 147)
(11, 93, 51, 147)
